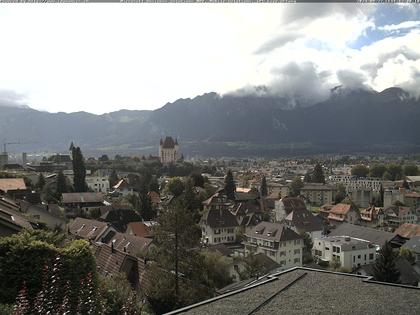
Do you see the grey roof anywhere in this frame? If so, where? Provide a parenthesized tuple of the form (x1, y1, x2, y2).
(284, 208, 323, 233)
(402, 236, 420, 254)
(201, 208, 238, 229)
(62, 192, 104, 204)
(166, 268, 420, 315)
(319, 236, 375, 251)
(356, 258, 420, 286)
(328, 223, 393, 247)
(246, 222, 301, 242)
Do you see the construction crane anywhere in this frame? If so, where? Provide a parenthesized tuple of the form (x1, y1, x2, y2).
(2, 142, 20, 154)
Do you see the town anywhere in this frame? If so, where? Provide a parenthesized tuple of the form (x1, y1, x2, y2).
(1, 137, 420, 314)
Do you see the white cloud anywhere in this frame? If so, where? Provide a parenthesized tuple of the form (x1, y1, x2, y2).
(378, 20, 420, 32)
(0, 4, 418, 113)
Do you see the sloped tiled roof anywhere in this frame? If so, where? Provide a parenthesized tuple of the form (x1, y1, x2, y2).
(284, 208, 323, 232)
(161, 136, 176, 149)
(281, 197, 307, 215)
(330, 203, 352, 215)
(127, 221, 153, 238)
(246, 221, 302, 242)
(201, 208, 238, 229)
(68, 217, 109, 241)
(106, 231, 152, 255)
(0, 178, 27, 192)
(395, 223, 420, 239)
(62, 192, 104, 204)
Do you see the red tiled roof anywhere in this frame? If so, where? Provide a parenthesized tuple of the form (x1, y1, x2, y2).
(127, 221, 153, 238)
(395, 223, 420, 238)
(69, 217, 109, 241)
(330, 203, 352, 215)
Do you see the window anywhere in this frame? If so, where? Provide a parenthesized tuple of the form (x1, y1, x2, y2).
(325, 247, 330, 251)
(280, 251, 286, 256)
(353, 256, 355, 262)
(369, 253, 374, 260)
(214, 229, 221, 234)
(357, 255, 361, 259)
(364, 254, 366, 260)
(294, 258, 300, 263)
(294, 249, 300, 255)
(280, 260, 286, 266)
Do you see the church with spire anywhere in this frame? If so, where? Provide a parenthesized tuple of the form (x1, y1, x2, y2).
(159, 136, 179, 163)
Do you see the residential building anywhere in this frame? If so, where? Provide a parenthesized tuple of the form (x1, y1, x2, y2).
(274, 197, 307, 222)
(126, 221, 156, 238)
(112, 179, 136, 196)
(98, 207, 142, 232)
(68, 217, 115, 242)
(0, 206, 33, 237)
(86, 176, 110, 193)
(328, 175, 382, 192)
(61, 192, 105, 215)
(384, 188, 405, 208)
(404, 191, 420, 209)
(327, 203, 360, 224)
(244, 221, 303, 270)
(300, 183, 335, 206)
(359, 206, 383, 227)
(328, 222, 393, 248)
(200, 207, 238, 245)
(402, 236, 420, 262)
(0, 178, 27, 195)
(347, 188, 372, 208)
(282, 207, 324, 240)
(159, 136, 179, 164)
(383, 205, 418, 229)
(167, 268, 420, 315)
(313, 236, 376, 269)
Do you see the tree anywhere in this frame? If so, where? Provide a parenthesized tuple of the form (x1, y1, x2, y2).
(183, 179, 201, 223)
(386, 164, 403, 181)
(369, 164, 387, 178)
(190, 173, 205, 188)
(108, 169, 119, 188)
(330, 256, 341, 271)
(224, 170, 236, 200)
(149, 176, 160, 193)
(302, 233, 313, 264)
(146, 200, 209, 313)
(399, 247, 415, 264)
(166, 177, 185, 197)
(351, 164, 369, 178)
(55, 171, 68, 200)
(289, 176, 303, 197)
(71, 146, 88, 192)
(403, 164, 419, 176)
(312, 164, 325, 184)
(98, 154, 109, 162)
(260, 176, 268, 197)
(373, 241, 400, 284)
(303, 172, 312, 183)
(334, 183, 347, 204)
(36, 173, 46, 191)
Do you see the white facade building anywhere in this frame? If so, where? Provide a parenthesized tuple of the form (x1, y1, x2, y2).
(313, 236, 376, 269)
(86, 176, 110, 193)
(244, 222, 303, 270)
(328, 175, 382, 192)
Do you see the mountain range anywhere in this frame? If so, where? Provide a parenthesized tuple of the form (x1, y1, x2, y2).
(1, 87, 419, 157)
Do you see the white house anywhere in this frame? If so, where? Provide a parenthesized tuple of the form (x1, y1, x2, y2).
(200, 207, 239, 245)
(313, 236, 376, 269)
(86, 176, 110, 193)
(244, 221, 303, 270)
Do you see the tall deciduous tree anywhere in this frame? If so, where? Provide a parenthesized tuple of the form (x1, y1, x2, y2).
(224, 170, 236, 200)
(351, 164, 369, 178)
(403, 164, 418, 176)
(108, 169, 119, 188)
(312, 164, 325, 184)
(373, 241, 400, 284)
(289, 176, 303, 197)
(260, 176, 268, 197)
(71, 147, 87, 192)
(369, 164, 387, 178)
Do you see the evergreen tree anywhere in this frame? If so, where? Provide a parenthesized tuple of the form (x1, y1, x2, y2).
(334, 183, 347, 204)
(71, 146, 87, 192)
(149, 176, 160, 193)
(373, 241, 400, 284)
(303, 172, 312, 183)
(289, 176, 303, 197)
(36, 173, 46, 191)
(312, 163, 325, 184)
(55, 171, 68, 200)
(108, 169, 119, 189)
(224, 170, 236, 200)
(183, 178, 201, 223)
(260, 176, 268, 197)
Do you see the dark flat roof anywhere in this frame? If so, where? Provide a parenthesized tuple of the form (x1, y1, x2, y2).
(166, 267, 420, 315)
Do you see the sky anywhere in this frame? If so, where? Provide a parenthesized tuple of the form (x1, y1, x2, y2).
(0, 4, 419, 114)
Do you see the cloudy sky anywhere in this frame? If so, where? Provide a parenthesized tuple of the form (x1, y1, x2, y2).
(0, 4, 419, 114)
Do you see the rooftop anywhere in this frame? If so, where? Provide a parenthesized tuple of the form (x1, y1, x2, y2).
(328, 222, 393, 247)
(166, 268, 420, 315)
(0, 178, 27, 193)
(317, 236, 375, 250)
